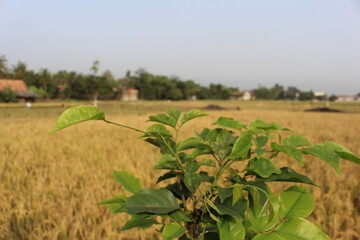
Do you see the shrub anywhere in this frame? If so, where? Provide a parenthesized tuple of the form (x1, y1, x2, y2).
(0, 87, 17, 102)
(51, 105, 360, 240)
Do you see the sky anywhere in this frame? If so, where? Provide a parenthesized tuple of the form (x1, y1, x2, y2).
(1, 0, 360, 95)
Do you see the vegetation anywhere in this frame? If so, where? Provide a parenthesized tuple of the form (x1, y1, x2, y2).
(0, 101, 359, 239)
(0, 87, 17, 102)
(50, 105, 360, 239)
(0, 55, 343, 102)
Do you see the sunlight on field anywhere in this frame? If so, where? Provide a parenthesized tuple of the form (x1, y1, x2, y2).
(1, 101, 359, 239)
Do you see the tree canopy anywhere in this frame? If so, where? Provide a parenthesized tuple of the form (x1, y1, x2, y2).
(0, 55, 327, 102)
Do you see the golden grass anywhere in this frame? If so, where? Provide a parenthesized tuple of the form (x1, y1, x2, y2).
(0, 101, 359, 239)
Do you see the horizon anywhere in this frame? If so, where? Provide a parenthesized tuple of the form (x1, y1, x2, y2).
(1, 0, 359, 95)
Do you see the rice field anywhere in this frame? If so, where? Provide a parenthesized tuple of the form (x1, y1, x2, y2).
(0, 100, 359, 240)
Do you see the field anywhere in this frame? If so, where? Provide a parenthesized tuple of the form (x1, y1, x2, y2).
(1, 100, 360, 240)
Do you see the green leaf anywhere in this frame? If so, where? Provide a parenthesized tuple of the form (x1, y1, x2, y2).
(271, 142, 303, 165)
(323, 141, 360, 164)
(247, 188, 280, 233)
(144, 137, 176, 155)
(252, 233, 283, 240)
(248, 157, 281, 178)
(98, 195, 127, 214)
(112, 171, 141, 194)
(200, 159, 216, 167)
(156, 171, 179, 184)
(228, 132, 253, 160)
(165, 180, 193, 199)
(167, 108, 181, 122)
(199, 171, 215, 183)
(217, 217, 245, 240)
(148, 113, 177, 128)
(163, 222, 186, 240)
(255, 136, 269, 148)
(214, 117, 245, 131)
(208, 211, 221, 223)
(337, 151, 360, 164)
(218, 188, 233, 203)
(255, 149, 266, 157)
(302, 144, 340, 174)
(280, 186, 314, 219)
(121, 215, 157, 231)
(232, 184, 242, 206)
(145, 124, 172, 138)
(184, 172, 202, 192)
(154, 154, 180, 170)
(249, 120, 280, 131)
(206, 198, 221, 213)
(169, 210, 193, 222)
(124, 188, 180, 214)
(253, 218, 330, 240)
(284, 135, 310, 147)
(180, 109, 207, 125)
(256, 167, 316, 186)
(216, 198, 247, 219)
(50, 105, 105, 133)
(185, 160, 200, 172)
(323, 141, 351, 153)
(98, 195, 127, 205)
(177, 137, 204, 151)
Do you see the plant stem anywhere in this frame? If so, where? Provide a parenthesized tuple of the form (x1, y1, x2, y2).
(104, 120, 145, 134)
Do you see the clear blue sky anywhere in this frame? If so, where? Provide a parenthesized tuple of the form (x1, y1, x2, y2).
(1, 0, 360, 95)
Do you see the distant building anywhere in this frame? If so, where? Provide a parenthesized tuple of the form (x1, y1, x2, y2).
(336, 95, 359, 102)
(0, 79, 38, 102)
(121, 88, 139, 101)
(230, 90, 256, 101)
(314, 91, 326, 97)
(188, 94, 197, 101)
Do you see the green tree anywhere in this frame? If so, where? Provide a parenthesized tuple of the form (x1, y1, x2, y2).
(12, 61, 27, 80)
(329, 94, 337, 102)
(89, 60, 100, 105)
(284, 86, 300, 100)
(90, 60, 99, 75)
(254, 86, 271, 99)
(37, 68, 54, 99)
(183, 80, 200, 99)
(0, 87, 17, 102)
(209, 83, 231, 99)
(299, 91, 314, 101)
(132, 69, 156, 100)
(0, 55, 8, 78)
(270, 83, 284, 99)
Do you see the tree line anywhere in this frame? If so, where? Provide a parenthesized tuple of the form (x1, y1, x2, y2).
(0, 55, 337, 102)
(0, 56, 235, 101)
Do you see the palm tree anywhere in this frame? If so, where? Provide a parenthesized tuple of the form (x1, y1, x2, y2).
(12, 61, 27, 80)
(0, 55, 8, 78)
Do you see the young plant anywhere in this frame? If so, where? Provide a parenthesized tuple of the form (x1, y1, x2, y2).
(51, 105, 360, 240)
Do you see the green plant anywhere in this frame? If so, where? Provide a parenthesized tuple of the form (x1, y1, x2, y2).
(0, 87, 17, 102)
(51, 105, 360, 240)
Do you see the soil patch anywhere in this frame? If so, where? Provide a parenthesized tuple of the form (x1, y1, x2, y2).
(305, 107, 343, 113)
(204, 104, 226, 110)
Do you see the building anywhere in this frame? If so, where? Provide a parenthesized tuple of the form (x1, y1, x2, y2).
(336, 95, 359, 102)
(0, 79, 38, 102)
(230, 90, 256, 101)
(121, 88, 139, 101)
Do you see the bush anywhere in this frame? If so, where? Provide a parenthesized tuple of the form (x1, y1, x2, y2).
(51, 106, 360, 240)
(0, 87, 17, 102)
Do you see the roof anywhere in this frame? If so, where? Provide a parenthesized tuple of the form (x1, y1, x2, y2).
(0, 79, 38, 98)
(0, 79, 28, 92)
(123, 88, 139, 94)
(231, 90, 255, 97)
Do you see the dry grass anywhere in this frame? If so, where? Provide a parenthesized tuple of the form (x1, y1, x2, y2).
(0, 100, 359, 239)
